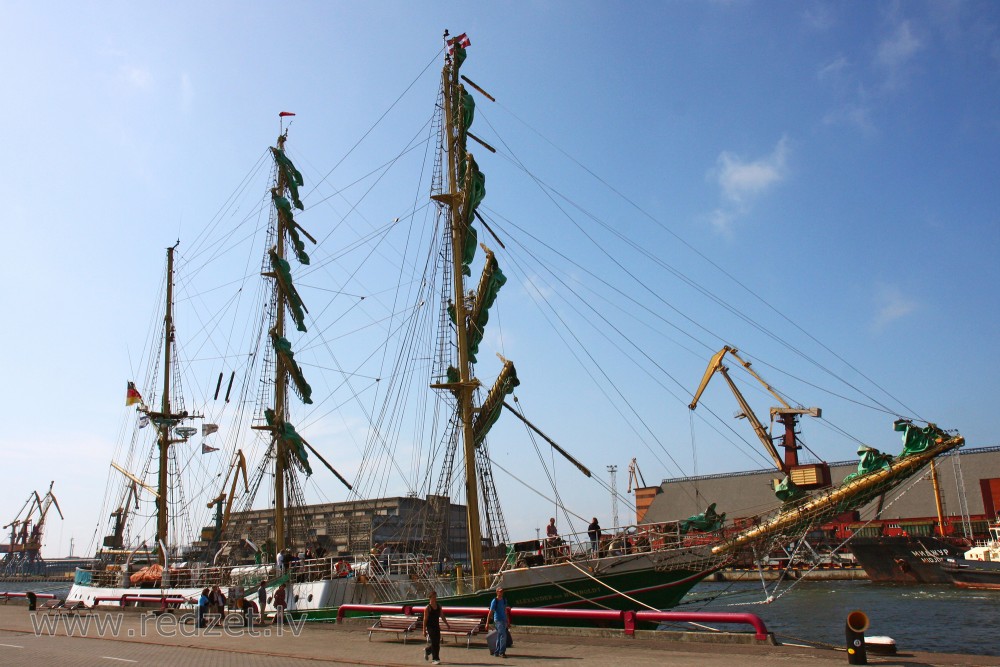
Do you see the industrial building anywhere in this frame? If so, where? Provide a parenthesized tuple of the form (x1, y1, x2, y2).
(641, 445, 1000, 537)
(194, 495, 469, 562)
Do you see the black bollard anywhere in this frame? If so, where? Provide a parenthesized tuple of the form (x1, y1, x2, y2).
(845, 610, 869, 665)
(26, 591, 37, 611)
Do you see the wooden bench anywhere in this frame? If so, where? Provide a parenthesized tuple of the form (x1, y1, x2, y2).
(56, 600, 88, 614)
(439, 616, 486, 647)
(368, 614, 419, 643)
(39, 599, 63, 612)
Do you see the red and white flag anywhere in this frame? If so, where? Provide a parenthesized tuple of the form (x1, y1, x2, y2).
(448, 33, 471, 53)
(279, 111, 296, 117)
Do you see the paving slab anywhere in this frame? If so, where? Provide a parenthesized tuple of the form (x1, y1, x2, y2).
(0, 604, 994, 667)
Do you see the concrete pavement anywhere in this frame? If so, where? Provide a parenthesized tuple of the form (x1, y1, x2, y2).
(0, 604, 994, 666)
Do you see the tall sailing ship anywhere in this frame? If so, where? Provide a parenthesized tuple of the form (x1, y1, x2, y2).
(70, 32, 964, 619)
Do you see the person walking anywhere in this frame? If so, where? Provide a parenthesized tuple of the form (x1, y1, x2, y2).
(273, 583, 287, 624)
(196, 588, 210, 628)
(422, 590, 447, 664)
(486, 587, 511, 658)
(257, 581, 268, 623)
(211, 585, 227, 620)
(588, 517, 602, 555)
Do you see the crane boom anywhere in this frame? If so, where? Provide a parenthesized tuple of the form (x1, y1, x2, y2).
(206, 450, 249, 540)
(689, 346, 787, 472)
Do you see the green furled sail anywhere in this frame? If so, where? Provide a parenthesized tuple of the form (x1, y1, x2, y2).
(466, 250, 507, 363)
(897, 419, 946, 457)
(842, 445, 893, 484)
(680, 503, 726, 534)
(472, 360, 520, 446)
(272, 192, 311, 265)
(774, 477, 804, 503)
(265, 408, 312, 476)
(268, 250, 307, 332)
(270, 332, 313, 404)
(270, 147, 305, 210)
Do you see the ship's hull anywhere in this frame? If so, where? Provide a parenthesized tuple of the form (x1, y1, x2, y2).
(70, 547, 725, 623)
(941, 559, 1000, 590)
(849, 536, 967, 584)
(308, 547, 724, 622)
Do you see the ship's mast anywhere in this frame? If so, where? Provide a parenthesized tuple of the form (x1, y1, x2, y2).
(272, 132, 290, 556)
(440, 35, 486, 589)
(154, 243, 182, 566)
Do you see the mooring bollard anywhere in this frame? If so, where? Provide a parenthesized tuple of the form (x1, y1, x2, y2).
(26, 592, 37, 611)
(845, 610, 869, 665)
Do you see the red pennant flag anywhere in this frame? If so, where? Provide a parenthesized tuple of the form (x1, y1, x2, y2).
(279, 111, 296, 117)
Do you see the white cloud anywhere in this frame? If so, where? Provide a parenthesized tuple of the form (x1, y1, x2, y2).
(818, 55, 850, 82)
(708, 208, 737, 236)
(714, 136, 790, 204)
(876, 20, 922, 70)
(119, 65, 152, 89)
(822, 102, 875, 134)
(705, 137, 790, 235)
(523, 273, 554, 303)
(872, 284, 918, 332)
(801, 2, 836, 31)
(875, 19, 923, 93)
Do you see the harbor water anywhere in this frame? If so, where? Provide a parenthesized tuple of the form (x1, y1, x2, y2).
(684, 579, 1000, 657)
(3, 579, 998, 657)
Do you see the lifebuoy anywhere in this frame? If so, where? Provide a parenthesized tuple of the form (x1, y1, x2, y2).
(335, 560, 352, 577)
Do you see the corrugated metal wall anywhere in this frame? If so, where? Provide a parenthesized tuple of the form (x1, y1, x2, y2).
(642, 446, 1000, 525)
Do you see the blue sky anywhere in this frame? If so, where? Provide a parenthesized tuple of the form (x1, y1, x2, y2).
(2, 2, 999, 558)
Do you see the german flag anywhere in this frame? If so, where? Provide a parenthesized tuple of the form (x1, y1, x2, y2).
(126, 381, 143, 406)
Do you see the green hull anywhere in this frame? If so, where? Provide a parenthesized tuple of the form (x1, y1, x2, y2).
(290, 562, 718, 624)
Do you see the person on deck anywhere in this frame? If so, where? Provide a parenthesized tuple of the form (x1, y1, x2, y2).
(545, 517, 560, 559)
(588, 517, 602, 555)
(546, 517, 558, 542)
(422, 590, 447, 664)
(486, 587, 511, 658)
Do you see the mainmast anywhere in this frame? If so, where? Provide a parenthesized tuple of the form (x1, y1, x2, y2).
(260, 124, 314, 559)
(273, 132, 290, 556)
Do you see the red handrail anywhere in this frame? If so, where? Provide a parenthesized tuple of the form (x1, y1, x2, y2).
(0, 592, 57, 601)
(93, 595, 189, 607)
(635, 611, 769, 641)
(335, 603, 769, 640)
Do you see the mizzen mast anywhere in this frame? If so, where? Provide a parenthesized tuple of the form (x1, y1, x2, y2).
(432, 31, 516, 590)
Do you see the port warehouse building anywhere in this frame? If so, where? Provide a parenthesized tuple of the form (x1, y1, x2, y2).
(641, 445, 1000, 537)
(199, 495, 470, 561)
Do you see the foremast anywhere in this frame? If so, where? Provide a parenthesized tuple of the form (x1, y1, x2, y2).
(433, 31, 517, 590)
(260, 127, 315, 557)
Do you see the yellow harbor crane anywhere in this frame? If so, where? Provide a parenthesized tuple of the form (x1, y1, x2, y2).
(689, 346, 829, 499)
(204, 450, 249, 546)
